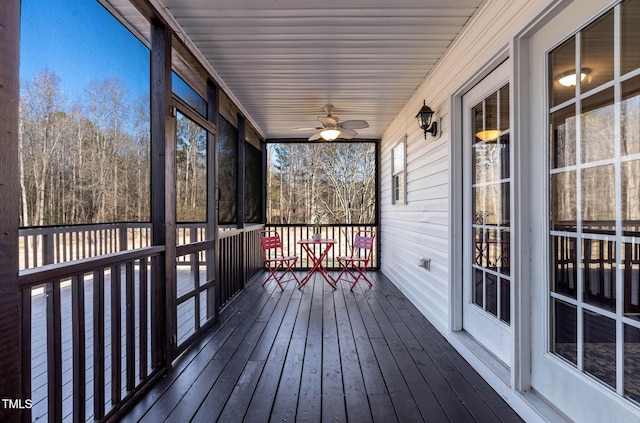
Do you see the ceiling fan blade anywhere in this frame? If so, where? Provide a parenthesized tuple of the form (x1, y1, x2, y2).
(340, 128, 358, 138)
(292, 127, 322, 131)
(308, 131, 324, 141)
(340, 120, 369, 130)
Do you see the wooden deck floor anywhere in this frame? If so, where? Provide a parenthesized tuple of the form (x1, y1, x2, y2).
(121, 271, 523, 423)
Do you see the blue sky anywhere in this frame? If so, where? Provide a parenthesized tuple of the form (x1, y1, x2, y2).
(20, 0, 150, 99)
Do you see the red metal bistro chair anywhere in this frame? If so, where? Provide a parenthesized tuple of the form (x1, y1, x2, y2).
(259, 230, 300, 291)
(336, 230, 376, 291)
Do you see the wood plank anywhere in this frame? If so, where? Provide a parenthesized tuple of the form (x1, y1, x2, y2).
(378, 274, 522, 423)
(244, 278, 309, 421)
(369, 337, 424, 422)
(293, 275, 324, 422)
(268, 276, 314, 422)
(321, 281, 347, 422)
(212, 280, 297, 420)
(368, 393, 399, 423)
(334, 279, 373, 422)
(342, 283, 388, 396)
(363, 278, 475, 422)
(215, 360, 263, 422)
(189, 320, 268, 421)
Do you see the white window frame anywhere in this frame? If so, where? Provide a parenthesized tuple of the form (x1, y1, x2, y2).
(391, 135, 407, 205)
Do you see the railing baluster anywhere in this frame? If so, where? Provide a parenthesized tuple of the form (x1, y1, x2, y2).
(93, 270, 105, 420)
(71, 275, 86, 423)
(150, 255, 161, 369)
(46, 280, 63, 423)
(125, 261, 135, 392)
(21, 287, 32, 423)
(44, 232, 54, 266)
(139, 257, 148, 379)
(110, 265, 122, 404)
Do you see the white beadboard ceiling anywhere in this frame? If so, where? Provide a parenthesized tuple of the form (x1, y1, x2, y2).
(153, 0, 485, 140)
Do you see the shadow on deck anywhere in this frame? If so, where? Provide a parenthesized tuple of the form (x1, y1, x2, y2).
(121, 271, 523, 423)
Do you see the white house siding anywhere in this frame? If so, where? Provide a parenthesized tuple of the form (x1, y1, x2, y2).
(380, 0, 554, 337)
(378, 0, 640, 421)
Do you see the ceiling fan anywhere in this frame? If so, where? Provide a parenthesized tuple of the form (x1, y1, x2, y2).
(293, 104, 369, 141)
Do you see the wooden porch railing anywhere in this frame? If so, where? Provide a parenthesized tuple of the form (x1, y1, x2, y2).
(19, 247, 166, 422)
(17, 222, 264, 422)
(218, 225, 264, 308)
(19, 223, 152, 270)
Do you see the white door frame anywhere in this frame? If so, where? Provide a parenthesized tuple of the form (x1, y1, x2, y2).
(461, 59, 513, 367)
(448, 0, 575, 397)
(449, 46, 525, 383)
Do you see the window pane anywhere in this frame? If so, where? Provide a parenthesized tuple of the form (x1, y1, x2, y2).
(392, 141, 406, 205)
(245, 142, 263, 223)
(500, 182, 510, 226)
(473, 102, 484, 143)
(581, 88, 615, 163)
(176, 112, 207, 223)
(624, 324, 640, 403)
(583, 311, 616, 389)
(19, 0, 151, 226)
(266, 142, 377, 224)
(485, 228, 499, 270)
(473, 268, 484, 307)
(394, 174, 404, 203)
(622, 160, 640, 235)
(498, 229, 511, 276)
(582, 239, 616, 312)
(499, 85, 510, 131)
(623, 242, 640, 321)
(550, 105, 576, 169)
(474, 228, 486, 268)
(622, 0, 640, 75)
(172, 72, 207, 118)
(499, 134, 511, 179)
(474, 144, 505, 184)
(486, 273, 498, 317)
(393, 142, 405, 175)
(219, 116, 238, 225)
(552, 299, 578, 364)
(485, 92, 498, 136)
(551, 171, 577, 231)
(581, 10, 614, 91)
(500, 279, 511, 323)
(622, 75, 640, 156)
(551, 235, 578, 298)
(581, 165, 615, 233)
(550, 38, 577, 107)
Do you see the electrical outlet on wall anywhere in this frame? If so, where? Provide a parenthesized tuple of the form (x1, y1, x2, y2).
(418, 258, 431, 270)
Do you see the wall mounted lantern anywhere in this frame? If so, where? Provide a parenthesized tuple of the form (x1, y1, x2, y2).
(416, 100, 438, 139)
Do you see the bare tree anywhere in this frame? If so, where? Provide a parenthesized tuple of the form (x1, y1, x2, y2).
(20, 69, 69, 226)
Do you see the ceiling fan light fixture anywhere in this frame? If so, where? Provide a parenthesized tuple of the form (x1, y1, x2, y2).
(475, 129, 502, 142)
(556, 68, 591, 87)
(320, 129, 341, 141)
